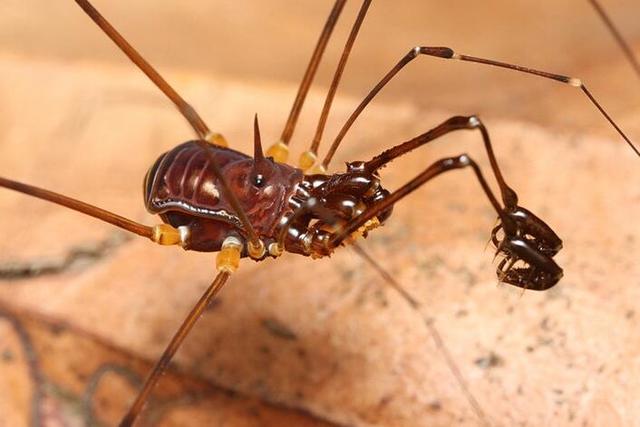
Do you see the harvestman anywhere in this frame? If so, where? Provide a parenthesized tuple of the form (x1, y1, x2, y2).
(0, 0, 638, 425)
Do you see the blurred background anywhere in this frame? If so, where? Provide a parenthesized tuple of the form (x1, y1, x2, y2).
(1, 0, 639, 131)
(0, 1, 639, 426)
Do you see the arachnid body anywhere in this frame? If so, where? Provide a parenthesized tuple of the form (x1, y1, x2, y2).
(0, 1, 639, 426)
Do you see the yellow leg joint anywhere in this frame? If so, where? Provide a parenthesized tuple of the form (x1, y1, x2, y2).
(349, 217, 381, 241)
(205, 132, 228, 147)
(216, 236, 242, 273)
(268, 242, 284, 257)
(152, 224, 183, 246)
(247, 239, 266, 260)
(266, 140, 289, 163)
(308, 163, 328, 175)
(298, 150, 317, 171)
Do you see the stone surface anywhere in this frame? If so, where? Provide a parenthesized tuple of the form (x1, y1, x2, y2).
(0, 2, 639, 426)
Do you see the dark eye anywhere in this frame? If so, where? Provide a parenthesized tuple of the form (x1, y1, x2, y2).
(252, 174, 265, 187)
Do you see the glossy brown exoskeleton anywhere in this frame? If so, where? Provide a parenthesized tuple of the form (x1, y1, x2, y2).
(144, 139, 303, 254)
(143, 120, 393, 260)
(143, 114, 563, 291)
(1, 0, 638, 426)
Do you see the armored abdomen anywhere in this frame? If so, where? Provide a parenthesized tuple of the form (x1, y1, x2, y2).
(144, 141, 303, 252)
(144, 141, 248, 225)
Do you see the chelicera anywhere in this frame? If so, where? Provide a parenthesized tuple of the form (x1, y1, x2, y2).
(0, 0, 638, 425)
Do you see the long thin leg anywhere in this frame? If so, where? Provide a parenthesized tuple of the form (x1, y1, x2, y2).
(1, 176, 241, 425)
(75, 0, 212, 141)
(331, 154, 563, 290)
(321, 45, 639, 169)
(0, 176, 154, 239)
(119, 270, 231, 426)
(1, 170, 261, 253)
(74, 0, 262, 247)
(0, 176, 215, 248)
(268, 0, 347, 162)
(588, 0, 640, 78)
(350, 243, 491, 427)
(275, 178, 492, 422)
(299, 0, 372, 171)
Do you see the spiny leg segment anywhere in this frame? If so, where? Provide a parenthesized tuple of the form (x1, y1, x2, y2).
(328, 116, 562, 290)
(337, 152, 562, 289)
(271, 113, 565, 424)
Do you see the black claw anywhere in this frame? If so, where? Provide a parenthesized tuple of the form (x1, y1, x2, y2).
(491, 205, 563, 291)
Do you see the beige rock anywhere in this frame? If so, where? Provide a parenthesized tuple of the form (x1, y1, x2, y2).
(0, 2, 639, 427)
